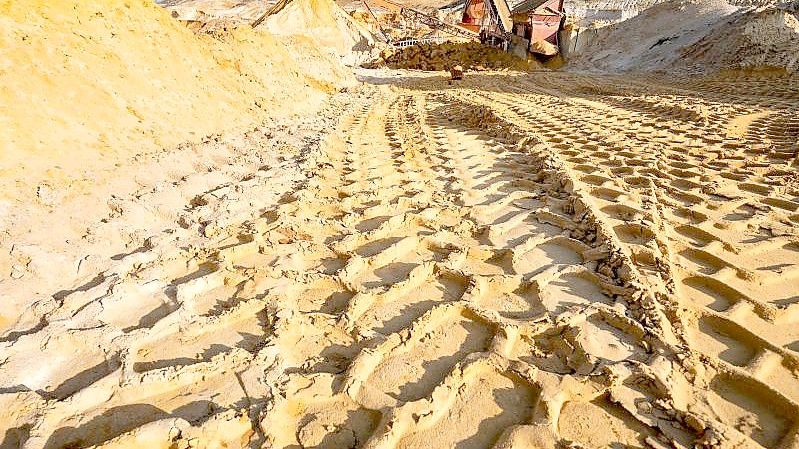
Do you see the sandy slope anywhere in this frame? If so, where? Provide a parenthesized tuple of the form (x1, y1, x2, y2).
(3, 68, 799, 448)
(568, 0, 799, 74)
(678, 7, 799, 73)
(0, 0, 333, 185)
(157, 0, 267, 22)
(567, 0, 738, 72)
(264, 0, 376, 64)
(3, 0, 799, 447)
(0, 0, 354, 331)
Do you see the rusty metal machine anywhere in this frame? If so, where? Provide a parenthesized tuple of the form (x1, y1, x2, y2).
(460, 0, 514, 44)
(362, 0, 479, 45)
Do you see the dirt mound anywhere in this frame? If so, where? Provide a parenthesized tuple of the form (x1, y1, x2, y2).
(0, 0, 354, 323)
(567, 0, 738, 72)
(679, 8, 799, 73)
(567, 0, 799, 74)
(371, 42, 540, 71)
(159, 0, 267, 22)
(263, 0, 376, 65)
(0, 0, 347, 195)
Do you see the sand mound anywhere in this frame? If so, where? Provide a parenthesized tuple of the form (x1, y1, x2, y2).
(0, 0, 348, 200)
(263, 0, 376, 65)
(567, 0, 739, 72)
(158, 0, 267, 23)
(0, 0, 356, 323)
(567, 0, 799, 74)
(371, 42, 540, 71)
(679, 8, 799, 73)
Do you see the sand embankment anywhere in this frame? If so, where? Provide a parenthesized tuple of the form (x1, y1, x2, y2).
(0, 1, 333, 184)
(0, 0, 353, 329)
(566, 0, 799, 74)
(264, 0, 376, 64)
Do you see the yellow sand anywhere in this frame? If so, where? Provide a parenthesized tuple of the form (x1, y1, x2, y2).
(0, 0, 342, 202)
(8, 70, 799, 449)
(2, 2, 799, 448)
(264, 0, 375, 62)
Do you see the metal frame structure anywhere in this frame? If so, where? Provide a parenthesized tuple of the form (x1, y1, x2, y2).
(392, 36, 450, 47)
(363, 0, 479, 44)
(510, 0, 565, 54)
(460, 0, 514, 44)
(401, 8, 479, 40)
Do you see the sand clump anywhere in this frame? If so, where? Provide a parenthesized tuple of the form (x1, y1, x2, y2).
(370, 41, 540, 71)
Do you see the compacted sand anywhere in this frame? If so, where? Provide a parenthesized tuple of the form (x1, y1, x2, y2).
(2, 3, 799, 447)
(3, 68, 799, 449)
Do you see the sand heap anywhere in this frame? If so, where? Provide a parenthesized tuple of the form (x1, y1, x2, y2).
(157, 0, 359, 84)
(679, 7, 799, 73)
(158, 0, 267, 23)
(0, 0, 349, 203)
(567, 0, 799, 74)
(0, 0, 355, 326)
(567, 0, 739, 71)
(263, 0, 376, 65)
(371, 41, 539, 71)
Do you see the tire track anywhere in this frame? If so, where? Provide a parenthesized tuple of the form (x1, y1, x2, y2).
(3, 72, 798, 449)
(424, 71, 799, 449)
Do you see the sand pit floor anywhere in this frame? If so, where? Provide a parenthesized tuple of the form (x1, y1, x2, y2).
(2, 70, 799, 449)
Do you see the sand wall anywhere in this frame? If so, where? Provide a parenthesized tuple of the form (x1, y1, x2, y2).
(0, 0, 347, 205)
(565, 0, 799, 74)
(0, 0, 355, 320)
(678, 8, 799, 73)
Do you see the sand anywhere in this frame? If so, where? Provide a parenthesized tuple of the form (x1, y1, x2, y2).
(4, 66, 799, 448)
(158, 0, 268, 23)
(678, 7, 799, 73)
(566, 0, 740, 72)
(3, 0, 799, 448)
(567, 0, 799, 75)
(0, 0, 339, 187)
(0, 0, 356, 333)
(263, 0, 377, 65)
(371, 42, 539, 71)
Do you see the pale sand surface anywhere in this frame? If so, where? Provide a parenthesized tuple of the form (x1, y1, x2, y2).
(2, 1, 799, 448)
(0, 0, 354, 329)
(3, 68, 798, 449)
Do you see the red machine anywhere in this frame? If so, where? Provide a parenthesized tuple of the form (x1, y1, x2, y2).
(510, 0, 565, 55)
(460, 0, 514, 42)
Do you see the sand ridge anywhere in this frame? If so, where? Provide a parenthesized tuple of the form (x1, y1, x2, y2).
(566, 0, 799, 75)
(0, 0, 358, 337)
